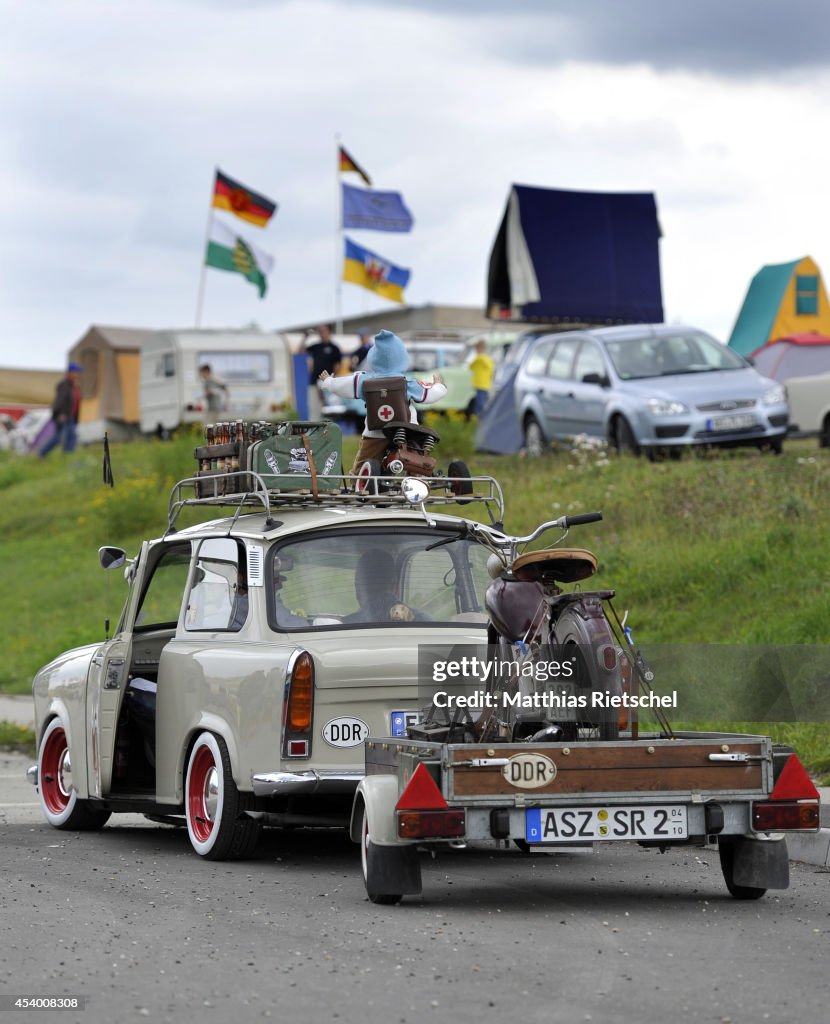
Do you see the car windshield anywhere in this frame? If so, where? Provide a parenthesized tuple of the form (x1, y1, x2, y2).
(604, 332, 746, 380)
(267, 528, 491, 630)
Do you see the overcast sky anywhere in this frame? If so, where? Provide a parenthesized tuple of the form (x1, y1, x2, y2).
(1, 0, 828, 369)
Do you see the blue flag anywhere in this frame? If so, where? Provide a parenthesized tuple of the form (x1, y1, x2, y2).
(341, 182, 414, 233)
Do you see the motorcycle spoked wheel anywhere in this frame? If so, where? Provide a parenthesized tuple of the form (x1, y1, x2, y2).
(548, 603, 621, 741)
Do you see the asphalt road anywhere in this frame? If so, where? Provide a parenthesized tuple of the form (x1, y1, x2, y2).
(1, 751, 828, 1024)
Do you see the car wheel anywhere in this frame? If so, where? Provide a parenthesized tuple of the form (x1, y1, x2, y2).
(718, 838, 767, 900)
(37, 718, 111, 830)
(821, 416, 830, 449)
(354, 458, 382, 495)
(523, 417, 547, 457)
(185, 732, 261, 860)
(613, 416, 640, 456)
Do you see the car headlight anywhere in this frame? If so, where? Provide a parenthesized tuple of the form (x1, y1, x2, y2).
(647, 398, 689, 416)
(762, 385, 786, 405)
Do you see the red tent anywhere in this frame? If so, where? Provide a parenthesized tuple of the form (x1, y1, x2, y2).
(749, 332, 830, 381)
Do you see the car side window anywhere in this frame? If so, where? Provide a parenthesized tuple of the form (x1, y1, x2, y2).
(574, 341, 607, 382)
(547, 339, 581, 381)
(133, 544, 191, 631)
(185, 539, 247, 632)
(524, 340, 556, 376)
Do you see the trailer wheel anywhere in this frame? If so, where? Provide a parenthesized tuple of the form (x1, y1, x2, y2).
(718, 838, 767, 900)
(360, 806, 422, 905)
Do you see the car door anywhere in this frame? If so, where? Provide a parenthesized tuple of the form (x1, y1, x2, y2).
(565, 340, 614, 438)
(539, 337, 582, 438)
(85, 540, 192, 798)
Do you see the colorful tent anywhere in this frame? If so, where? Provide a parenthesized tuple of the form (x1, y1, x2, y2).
(728, 256, 830, 357)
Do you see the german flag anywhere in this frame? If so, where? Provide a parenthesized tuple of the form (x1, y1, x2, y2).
(212, 169, 277, 228)
(338, 145, 372, 187)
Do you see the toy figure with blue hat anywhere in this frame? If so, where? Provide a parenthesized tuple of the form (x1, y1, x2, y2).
(319, 329, 447, 475)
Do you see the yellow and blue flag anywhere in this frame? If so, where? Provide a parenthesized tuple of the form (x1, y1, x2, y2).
(343, 237, 410, 304)
(341, 183, 413, 232)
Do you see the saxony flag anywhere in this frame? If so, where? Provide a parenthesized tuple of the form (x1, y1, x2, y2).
(206, 219, 274, 298)
(212, 169, 277, 228)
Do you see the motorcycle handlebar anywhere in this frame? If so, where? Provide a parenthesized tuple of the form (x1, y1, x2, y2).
(478, 510, 603, 548)
(562, 511, 603, 528)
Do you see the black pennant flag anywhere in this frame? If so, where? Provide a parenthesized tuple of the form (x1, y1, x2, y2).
(103, 432, 115, 488)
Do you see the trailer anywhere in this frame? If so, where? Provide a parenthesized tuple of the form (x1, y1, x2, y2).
(139, 328, 294, 435)
(351, 729, 821, 904)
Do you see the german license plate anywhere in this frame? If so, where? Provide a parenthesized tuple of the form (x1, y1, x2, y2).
(525, 805, 687, 843)
(390, 710, 421, 737)
(706, 413, 755, 431)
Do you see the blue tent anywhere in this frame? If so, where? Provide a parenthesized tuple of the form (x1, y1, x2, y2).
(474, 365, 524, 454)
(487, 184, 663, 324)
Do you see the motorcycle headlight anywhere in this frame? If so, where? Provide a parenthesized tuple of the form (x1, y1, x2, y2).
(762, 385, 786, 406)
(647, 398, 689, 416)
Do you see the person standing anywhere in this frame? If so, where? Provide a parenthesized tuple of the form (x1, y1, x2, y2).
(199, 363, 228, 414)
(302, 324, 343, 418)
(351, 327, 373, 369)
(469, 339, 495, 416)
(39, 362, 83, 456)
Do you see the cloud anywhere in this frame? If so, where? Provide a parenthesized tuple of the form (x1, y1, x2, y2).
(0, 0, 829, 368)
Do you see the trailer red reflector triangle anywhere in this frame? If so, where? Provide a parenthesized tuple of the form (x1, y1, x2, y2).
(770, 755, 820, 801)
(396, 763, 448, 810)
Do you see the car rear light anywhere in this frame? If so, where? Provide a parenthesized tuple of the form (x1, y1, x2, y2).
(397, 809, 466, 839)
(752, 800, 820, 832)
(282, 652, 314, 758)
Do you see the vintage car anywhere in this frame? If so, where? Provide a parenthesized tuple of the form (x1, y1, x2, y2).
(28, 470, 500, 860)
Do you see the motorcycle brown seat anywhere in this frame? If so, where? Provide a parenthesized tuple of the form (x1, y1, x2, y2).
(512, 547, 598, 584)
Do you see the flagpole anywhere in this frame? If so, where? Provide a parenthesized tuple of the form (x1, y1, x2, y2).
(335, 133, 344, 335)
(195, 168, 216, 328)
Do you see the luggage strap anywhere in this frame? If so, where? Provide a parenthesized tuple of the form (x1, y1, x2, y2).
(301, 432, 319, 499)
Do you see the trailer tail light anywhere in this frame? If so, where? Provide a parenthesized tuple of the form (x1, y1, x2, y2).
(395, 762, 465, 839)
(397, 809, 466, 840)
(282, 652, 314, 758)
(752, 800, 820, 832)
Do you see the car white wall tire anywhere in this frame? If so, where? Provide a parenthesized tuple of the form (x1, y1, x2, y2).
(37, 718, 111, 830)
(185, 731, 261, 860)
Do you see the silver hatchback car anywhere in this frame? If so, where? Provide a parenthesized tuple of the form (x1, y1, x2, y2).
(514, 324, 789, 456)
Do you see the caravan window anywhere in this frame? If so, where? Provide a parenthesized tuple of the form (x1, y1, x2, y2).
(197, 351, 272, 383)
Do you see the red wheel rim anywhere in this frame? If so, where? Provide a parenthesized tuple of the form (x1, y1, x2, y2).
(41, 726, 71, 815)
(355, 463, 372, 494)
(188, 745, 218, 844)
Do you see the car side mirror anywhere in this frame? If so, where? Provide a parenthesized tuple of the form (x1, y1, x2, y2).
(99, 546, 126, 570)
(582, 372, 610, 388)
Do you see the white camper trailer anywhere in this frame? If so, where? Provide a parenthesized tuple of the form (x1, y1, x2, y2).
(140, 329, 294, 435)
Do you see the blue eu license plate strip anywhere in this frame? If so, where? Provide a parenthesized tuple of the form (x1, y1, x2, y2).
(390, 711, 421, 737)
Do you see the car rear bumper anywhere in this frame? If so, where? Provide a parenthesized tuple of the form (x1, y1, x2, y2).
(251, 768, 363, 797)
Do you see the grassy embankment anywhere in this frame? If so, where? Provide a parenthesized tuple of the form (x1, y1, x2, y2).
(1, 424, 827, 779)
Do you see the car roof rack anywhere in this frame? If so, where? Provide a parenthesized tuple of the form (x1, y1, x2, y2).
(166, 471, 505, 533)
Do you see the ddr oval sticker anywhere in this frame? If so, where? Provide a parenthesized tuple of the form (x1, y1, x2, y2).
(322, 717, 370, 748)
(502, 752, 557, 789)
